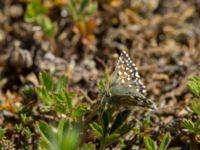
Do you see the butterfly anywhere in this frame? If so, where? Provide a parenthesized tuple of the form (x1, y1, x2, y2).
(101, 51, 156, 109)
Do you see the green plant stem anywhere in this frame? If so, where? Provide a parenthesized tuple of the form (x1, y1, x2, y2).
(80, 102, 100, 145)
(85, 102, 100, 124)
(99, 140, 106, 150)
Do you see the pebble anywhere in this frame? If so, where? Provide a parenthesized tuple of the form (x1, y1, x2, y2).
(9, 5, 23, 18)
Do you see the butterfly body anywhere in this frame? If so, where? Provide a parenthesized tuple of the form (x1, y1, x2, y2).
(101, 51, 156, 109)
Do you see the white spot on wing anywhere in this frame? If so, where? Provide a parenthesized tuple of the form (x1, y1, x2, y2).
(135, 72, 140, 78)
(128, 84, 132, 87)
(121, 79, 125, 83)
(118, 71, 122, 75)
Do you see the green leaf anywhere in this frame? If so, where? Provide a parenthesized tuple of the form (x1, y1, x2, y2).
(144, 136, 157, 150)
(0, 127, 6, 139)
(36, 88, 53, 105)
(58, 120, 69, 143)
(68, 0, 78, 21)
(61, 126, 80, 150)
(188, 76, 200, 97)
(56, 76, 68, 93)
(105, 107, 115, 122)
(191, 100, 200, 116)
(116, 123, 133, 136)
(104, 133, 120, 146)
(80, 143, 95, 150)
(24, 127, 32, 138)
(90, 122, 103, 138)
(23, 85, 34, 97)
(119, 139, 126, 149)
(72, 105, 87, 119)
(159, 133, 171, 150)
(63, 91, 74, 111)
(39, 72, 53, 91)
(79, 0, 89, 13)
(25, 0, 48, 22)
(194, 121, 200, 134)
(54, 90, 74, 113)
(84, 2, 97, 17)
(110, 110, 130, 134)
(181, 119, 200, 134)
(25, 0, 57, 37)
(35, 15, 57, 37)
(181, 119, 195, 133)
(143, 116, 151, 128)
(98, 80, 104, 91)
(38, 121, 58, 149)
(54, 95, 66, 113)
(67, 0, 97, 22)
(102, 111, 109, 137)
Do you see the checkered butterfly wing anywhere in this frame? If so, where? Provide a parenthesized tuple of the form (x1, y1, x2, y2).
(109, 51, 156, 109)
(110, 51, 146, 94)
